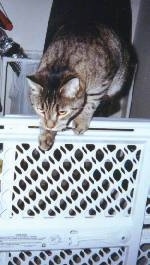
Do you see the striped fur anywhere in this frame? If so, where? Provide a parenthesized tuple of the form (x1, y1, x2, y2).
(27, 23, 130, 150)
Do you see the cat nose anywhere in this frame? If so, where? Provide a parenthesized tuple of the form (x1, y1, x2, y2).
(46, 120, 55, 129)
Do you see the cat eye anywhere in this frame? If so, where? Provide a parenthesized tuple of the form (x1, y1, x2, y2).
(37, 107, 45, 115)
(58, 110, 68, 117)
(39, 108, 44, 112)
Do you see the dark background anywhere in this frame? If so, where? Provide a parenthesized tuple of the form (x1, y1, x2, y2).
(44, 0, 132, 52)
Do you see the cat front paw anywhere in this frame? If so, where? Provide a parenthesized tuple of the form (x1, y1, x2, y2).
(73, 119, 89, 135)
(39, 130, 56, 151)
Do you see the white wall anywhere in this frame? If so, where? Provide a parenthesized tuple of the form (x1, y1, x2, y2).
(0, 0, 53, 53)
(131, 0, 141, 39)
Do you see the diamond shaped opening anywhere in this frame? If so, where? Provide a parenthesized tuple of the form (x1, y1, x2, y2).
(32, 149, 40, 161)
(107, 145, 116, 152)
(52, 169, 60, 181)
(104, 160, 113, 171)
(40, 179, 48, 191)
(20, 159, 28, 171)
(86, 144, 95, 151)
(42, 160, 50, 171)
(124, 160, 133, 171)
(84, 160, 92, 171)
(53, 149, 62, 161)
(72, 169, 81, 181)
(30, 169, 38, 181)
(116, 150, 125, 162)
(96, 149, 104, 162)
(74, 149, 83, 161)
(113, 169, 121, 181)
(61, 179, 69, 191)
(63, 160, 72, 171)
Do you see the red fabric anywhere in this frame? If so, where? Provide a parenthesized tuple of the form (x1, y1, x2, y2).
(0, 10, 13, 30)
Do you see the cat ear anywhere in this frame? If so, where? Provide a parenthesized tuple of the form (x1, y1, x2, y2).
(26, 75, 43, 95)
(60, 78, 80, 98)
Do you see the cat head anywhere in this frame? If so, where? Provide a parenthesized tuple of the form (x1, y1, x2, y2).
(27, 70, 85, 131)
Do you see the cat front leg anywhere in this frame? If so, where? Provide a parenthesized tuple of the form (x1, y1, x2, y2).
(73, 101, 99, 134)
(39, 129, 56, 151)
(73, 116, 90, 134)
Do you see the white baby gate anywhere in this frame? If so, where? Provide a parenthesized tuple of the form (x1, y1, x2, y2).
(0, 117, 150, 265)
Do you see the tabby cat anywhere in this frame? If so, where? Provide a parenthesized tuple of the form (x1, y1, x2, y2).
(27, 23, 130, 150)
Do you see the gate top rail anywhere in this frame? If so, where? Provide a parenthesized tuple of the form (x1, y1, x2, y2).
(0, 117, 150, 140)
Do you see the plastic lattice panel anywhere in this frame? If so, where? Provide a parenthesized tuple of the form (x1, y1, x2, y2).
(145, 196, 150, 216)
(137, 243, 150, 265)
(10, 142, 142, 218)
(4, 247, 126, 265)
